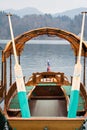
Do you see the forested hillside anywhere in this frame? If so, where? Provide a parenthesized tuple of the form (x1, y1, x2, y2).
(0, 11, 87, 40)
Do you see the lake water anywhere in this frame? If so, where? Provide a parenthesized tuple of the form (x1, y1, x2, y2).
(0, 39, 86, 87)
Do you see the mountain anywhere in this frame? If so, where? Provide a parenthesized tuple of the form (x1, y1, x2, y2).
(4, 7, 87, 19)
(4, 7, 43, 17)
(53, 7, 87, 18)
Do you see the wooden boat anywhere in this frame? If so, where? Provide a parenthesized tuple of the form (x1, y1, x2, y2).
(1, 27, 87, 129)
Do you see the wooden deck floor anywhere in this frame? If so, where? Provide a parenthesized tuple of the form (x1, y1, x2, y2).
(29, 99, 67, 117)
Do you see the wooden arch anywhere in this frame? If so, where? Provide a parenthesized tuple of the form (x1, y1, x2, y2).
(3, 27, 87, 60)
(1, 27, 87, 96)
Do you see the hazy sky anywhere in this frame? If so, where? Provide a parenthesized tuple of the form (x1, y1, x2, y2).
(0, 0, 87, 14)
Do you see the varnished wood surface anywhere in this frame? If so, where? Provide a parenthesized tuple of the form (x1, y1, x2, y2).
(8, 117, 84, 130)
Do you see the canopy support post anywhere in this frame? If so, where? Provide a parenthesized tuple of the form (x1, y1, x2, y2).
(10, 53, 12, 86)
(83, 51, 86, 87)
(3, 53, 7, 108)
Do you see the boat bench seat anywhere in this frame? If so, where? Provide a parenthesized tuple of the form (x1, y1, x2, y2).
(62, 85, 85, 112)
(9, 94, 20, 109)
(26, 86, 34, 95)
(9, 86, 33, 109)
(37, 83, 57, 86)
(30, 95, 65, 99)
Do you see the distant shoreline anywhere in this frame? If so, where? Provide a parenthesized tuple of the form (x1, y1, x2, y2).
(0, 39, 69, 45)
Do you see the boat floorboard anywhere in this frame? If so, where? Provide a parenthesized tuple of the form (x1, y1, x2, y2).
(29, 99, 67, 117)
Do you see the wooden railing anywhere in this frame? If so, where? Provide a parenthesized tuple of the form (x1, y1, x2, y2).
(26, 72, 70, 86)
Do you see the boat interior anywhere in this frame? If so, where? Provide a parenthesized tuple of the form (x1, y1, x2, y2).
(5, 71, 87, 118)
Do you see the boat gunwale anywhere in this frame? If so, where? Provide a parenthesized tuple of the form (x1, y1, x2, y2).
(7, 116, 85, 120)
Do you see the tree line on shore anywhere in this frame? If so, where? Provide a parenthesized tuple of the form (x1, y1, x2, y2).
(0, 11, 87, 40)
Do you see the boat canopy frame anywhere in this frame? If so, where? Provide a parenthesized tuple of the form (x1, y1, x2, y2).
(3, 27, 87, 61)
